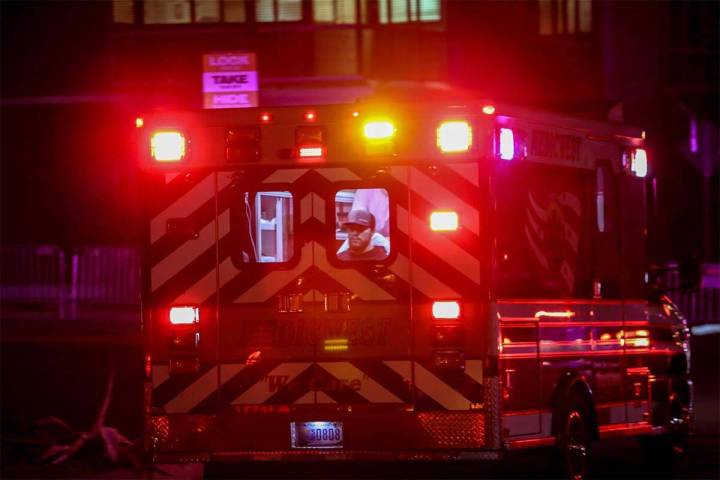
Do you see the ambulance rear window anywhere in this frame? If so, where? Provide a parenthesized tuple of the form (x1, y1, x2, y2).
(335, 188, 390, 262)
(236, 191, 294, 263)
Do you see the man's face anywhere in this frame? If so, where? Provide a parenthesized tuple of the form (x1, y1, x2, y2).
(346, 224, 372, 253)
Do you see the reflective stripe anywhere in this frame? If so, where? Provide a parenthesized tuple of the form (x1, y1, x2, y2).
(164, 367, 217, 413)
(314, 167, 361, 182)
(151, 210, 230, 292)
(318, 362, 402, 403)
(391, 167, 480, 236)
(314, 244, 395, 301)
(263, 169, 308, 184)
(384, 360, 472, 411)
(396, 206, 481, 285)
(231, 363, 311, 405)
(389, 254, 460, 298)
(152, 365, 170, 388)
(234, 244, 313, 303)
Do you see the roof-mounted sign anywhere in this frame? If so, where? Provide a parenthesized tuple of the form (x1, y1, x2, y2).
(203, 52, 258, 109)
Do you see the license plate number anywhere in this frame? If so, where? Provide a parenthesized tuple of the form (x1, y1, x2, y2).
(291, 421, 343, 448)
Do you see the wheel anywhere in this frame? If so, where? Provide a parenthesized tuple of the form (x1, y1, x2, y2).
(557, 395, 592, 480)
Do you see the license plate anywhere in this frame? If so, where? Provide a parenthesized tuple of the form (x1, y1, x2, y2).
(291, 421, 343, 449)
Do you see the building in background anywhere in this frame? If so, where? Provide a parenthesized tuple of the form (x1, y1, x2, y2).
(1, 0, 717, 262)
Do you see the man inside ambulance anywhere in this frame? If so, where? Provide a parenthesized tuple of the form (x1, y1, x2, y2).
(337, 209, 389, 261)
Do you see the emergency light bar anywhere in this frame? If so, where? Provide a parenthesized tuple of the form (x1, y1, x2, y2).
(151, 131, 186, 162)
(169, 306, 199, 325)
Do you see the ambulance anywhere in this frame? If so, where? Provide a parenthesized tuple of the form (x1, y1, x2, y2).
(138, 95, 692, 478)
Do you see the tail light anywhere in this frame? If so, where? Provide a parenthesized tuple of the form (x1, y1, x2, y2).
(437, 121, 472, 153)
(169, 306, 199, 325)
(432, 300, 461, 320)
(296, 126, 326, 160)
(150, 131, 187, 162)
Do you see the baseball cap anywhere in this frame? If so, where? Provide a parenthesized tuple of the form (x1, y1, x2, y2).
(343, 209, 375, 229)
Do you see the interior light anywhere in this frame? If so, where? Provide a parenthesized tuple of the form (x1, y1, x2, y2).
(432, 301, 461, 320)
(437, 121, 472, 153)
(430, 211, 459, 231)
(632, 148, 648, 177)
(499, 128, 514, 160)
(482, 105, 496, 115)
(169, 306, 199, 325)
(363, 121, 395, 140)
(151, 131, 186, 162)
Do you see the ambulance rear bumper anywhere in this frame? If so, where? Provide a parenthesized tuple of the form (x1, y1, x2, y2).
(146, 411, 496, 462)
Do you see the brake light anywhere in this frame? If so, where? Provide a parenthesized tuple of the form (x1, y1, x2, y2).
(432, 301, 460, 320)
(437, 121, 472, 153)
(498, 128, 514, 160)
(169, 306, 198, 325)
(296, 126, 326, 160)
(151, 131, 186, 162)
(631, 148, 648, 177)
(430, 211, 459, 231)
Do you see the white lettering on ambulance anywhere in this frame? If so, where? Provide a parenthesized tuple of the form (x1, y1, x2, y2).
(213, 94, 249, 105)
(209, 55, 250, 67)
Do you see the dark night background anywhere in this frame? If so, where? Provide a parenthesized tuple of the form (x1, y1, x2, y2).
(1, 0, 717, 258)
(0, 0, 718, 478)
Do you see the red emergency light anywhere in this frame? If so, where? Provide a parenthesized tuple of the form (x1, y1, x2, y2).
(296, 126, 326, 160)
(432, 301, 461, 320)
(169, 306, 199, 325)
(150, 130, 187, 162)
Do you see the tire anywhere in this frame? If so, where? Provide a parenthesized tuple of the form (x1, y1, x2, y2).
(556, 394, 592, 480)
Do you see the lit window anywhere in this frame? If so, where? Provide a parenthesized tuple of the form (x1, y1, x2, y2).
(144, 0, 191, 24)
(225, 0, 247, 22)
(113, 0, 134, 23)
(538, 0, 591, 35)
(314, 0, 356, 23)
(256, 0, 302, 22)
(196, 0, 220, 22)
(379, 0, 440, 24)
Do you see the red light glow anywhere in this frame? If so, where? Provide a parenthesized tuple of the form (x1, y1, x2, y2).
(259, 113, 272, 123)
(432, 301, 461, 320)
(169, 306, 199, 325)
(304, 111, 317, 122)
